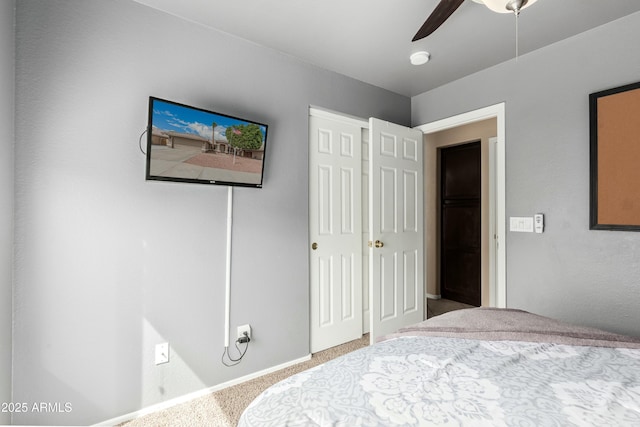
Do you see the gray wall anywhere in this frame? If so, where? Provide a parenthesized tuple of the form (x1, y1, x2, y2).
(12, 0, 409, 424)
(412, 12, 640, 337)
(1, 1, 15, 425)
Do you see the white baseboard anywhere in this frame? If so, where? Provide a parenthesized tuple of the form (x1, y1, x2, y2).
(95, 353, 312, 426)
(426, 293, 441, 300)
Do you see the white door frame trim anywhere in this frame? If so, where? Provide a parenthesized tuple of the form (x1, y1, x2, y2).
(309, 106, 368, 128)
(414, 103, 506, 308)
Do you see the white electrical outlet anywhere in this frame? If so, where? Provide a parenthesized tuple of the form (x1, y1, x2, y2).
(155, 342, 169, 365)
(237, 324, 251, 342)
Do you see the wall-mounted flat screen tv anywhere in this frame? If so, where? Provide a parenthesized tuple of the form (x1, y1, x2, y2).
(146, 97, 268, 188)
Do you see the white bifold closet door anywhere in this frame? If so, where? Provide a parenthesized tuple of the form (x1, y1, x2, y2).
(309, 114, 363, 353)
(368, 118, 424, 344)
(309, 111, 424, 352)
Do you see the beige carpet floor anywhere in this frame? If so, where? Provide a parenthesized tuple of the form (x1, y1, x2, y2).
(120, 334, 369, 427)
(427, 297, 475, 319)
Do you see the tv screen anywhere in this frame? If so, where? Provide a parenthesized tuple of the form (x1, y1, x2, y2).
(146, 97, 268, 188)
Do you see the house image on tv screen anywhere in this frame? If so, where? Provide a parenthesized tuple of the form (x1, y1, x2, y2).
(146, 97, 268, 188)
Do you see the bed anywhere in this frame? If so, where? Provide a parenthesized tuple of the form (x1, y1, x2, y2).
(238, 308, 640, 426)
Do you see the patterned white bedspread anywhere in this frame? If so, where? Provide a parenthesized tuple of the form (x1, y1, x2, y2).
(239, 335, 640, 426)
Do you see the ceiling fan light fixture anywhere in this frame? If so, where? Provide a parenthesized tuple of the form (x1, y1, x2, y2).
(410, 51, 430, 65)
(472, 0, 537, 14)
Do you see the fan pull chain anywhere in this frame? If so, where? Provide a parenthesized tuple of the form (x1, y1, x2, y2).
(515, 12, 519, 61)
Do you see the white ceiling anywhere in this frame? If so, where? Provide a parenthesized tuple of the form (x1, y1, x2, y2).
(132, 0, 640, 97)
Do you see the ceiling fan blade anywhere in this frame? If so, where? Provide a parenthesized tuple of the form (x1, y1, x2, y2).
(412, 0, 466, 42)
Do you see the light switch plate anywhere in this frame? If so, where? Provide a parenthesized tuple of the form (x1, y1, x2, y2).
(510, 217, 534, 232)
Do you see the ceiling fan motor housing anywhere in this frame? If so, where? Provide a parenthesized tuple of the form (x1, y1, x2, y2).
(480, 0, 537, 14)
(507, 0, 528, 15)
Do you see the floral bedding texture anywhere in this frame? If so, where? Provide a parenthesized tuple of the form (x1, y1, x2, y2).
(239, 308, 640, 426)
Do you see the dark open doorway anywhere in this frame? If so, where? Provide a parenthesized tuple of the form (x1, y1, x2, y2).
(440, 141, 481, 307)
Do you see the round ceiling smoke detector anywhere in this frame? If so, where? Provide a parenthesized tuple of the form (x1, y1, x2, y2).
(410, 51, 430, 65)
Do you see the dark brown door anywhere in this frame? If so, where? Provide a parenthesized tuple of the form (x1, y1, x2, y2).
(440, 141, 481, 306)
